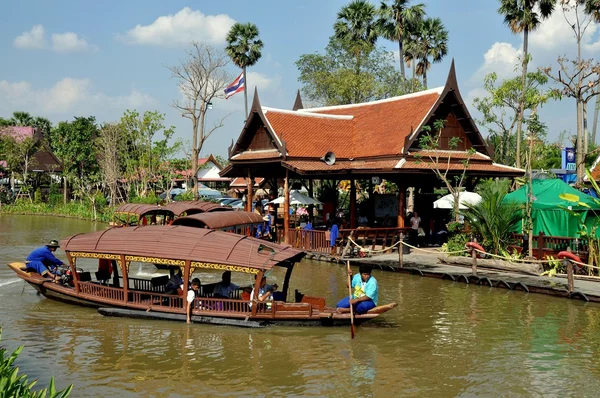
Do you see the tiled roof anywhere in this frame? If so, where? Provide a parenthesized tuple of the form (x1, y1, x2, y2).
(397, 159, 524, 174)
(259, 88, 442, 159)
(410, 150, 490, 160)
(283, 159, 398, 172)
(231, 149, 282, 160)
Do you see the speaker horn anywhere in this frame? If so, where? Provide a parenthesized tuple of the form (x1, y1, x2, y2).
(320, 151, 336, 166)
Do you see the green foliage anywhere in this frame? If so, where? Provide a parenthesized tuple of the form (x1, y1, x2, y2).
(403, 17, 448, 88)
(463, 179, 523, 254)
(0, 329, 73, 397)
(49, 117, 99, 180)
(34, 188, 42, 204)
(444, 233, 469, 257)
(174, 190, 195, 201)
(334, 0, 379, 64)
(296, 36, 422, 106)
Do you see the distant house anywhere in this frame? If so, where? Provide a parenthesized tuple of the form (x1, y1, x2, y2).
(174, 155, 230, 190)
(0, 126, 62, 175)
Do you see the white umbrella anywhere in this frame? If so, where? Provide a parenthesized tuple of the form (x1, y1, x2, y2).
(269, 190, 322, 206)
(433, 192, 482, 210)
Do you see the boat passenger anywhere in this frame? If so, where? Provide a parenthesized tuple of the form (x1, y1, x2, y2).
(336, 265, 378, 314)
(186, 278, 201, 324)
(249, 276, 278, 309)
(166, 269, 184, 295)
(25, 240, 64, 281)
(213, 271, 241, 299)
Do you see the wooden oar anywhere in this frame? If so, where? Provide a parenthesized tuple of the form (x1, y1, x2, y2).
(347, 260, 355, 339)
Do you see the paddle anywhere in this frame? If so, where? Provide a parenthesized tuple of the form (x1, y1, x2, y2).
(347, 260, 355, 339)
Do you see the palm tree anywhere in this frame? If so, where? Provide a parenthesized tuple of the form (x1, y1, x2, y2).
(9, 111, 33, 126)
(378, 0, 425, 78)
(412, 17, 448, 89)
(584, 0, 600, 22)
(32, 116, 52, 137)
(498, 0, 556, 169)
(225, 22, 263, 119)
(462, 179, 523, 255)
(334, 0, 379, 75)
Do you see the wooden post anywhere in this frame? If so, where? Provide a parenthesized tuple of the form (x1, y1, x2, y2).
(182, 261, 190, 300)
(120, 254, 129, 304)
(537, 232, 544, 260)
(399, 232, 404, 267)
(471, 248, 478, 276)
(350, 179, 357, 229)
(66, 252, 79, 294)
(251, 271, 264, 316)
(308, 179, 314, 223)
(284, 170, 290, 244)
(397, 185, 405, 228)
(564, 259, 575, 294)
(246, 171, 253, 213)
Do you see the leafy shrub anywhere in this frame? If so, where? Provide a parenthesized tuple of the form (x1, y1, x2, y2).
(444, 233, 470, 256)
(34, 188, 42, 204)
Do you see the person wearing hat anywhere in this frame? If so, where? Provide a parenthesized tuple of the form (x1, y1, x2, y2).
(25, 240, 65, 280)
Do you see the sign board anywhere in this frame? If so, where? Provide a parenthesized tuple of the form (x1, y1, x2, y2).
(562, 147, 576, 171)
(371, 176, 380, 185)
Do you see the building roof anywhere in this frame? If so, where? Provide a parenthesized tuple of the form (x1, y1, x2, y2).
(230, 177, 266, 188)
(164, 200, 232, 216)
(0, 126, 62, 172)
(171, 211, 264, 229)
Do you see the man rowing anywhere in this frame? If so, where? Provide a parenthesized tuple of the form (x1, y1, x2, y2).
(336, 265, 378, 314)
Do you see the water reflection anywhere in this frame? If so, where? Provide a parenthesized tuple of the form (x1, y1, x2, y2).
(3, 215, 600, 396)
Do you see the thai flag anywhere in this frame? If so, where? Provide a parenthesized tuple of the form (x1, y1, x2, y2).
(224, 72, 245, 99)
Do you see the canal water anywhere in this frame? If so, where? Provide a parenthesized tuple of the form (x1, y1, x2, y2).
(2, 214, 600, 397)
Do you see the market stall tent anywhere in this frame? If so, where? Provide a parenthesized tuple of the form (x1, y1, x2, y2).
(504, 179, 600, 237)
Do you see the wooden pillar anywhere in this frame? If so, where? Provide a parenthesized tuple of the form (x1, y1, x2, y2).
(246, 170, 253, 213)
(308, 179, 314, 223)
(182, 261, 190, 301)
(284, 170, 290, 244)
(350, 179, 357, 229)
(120, 254, 129, 304)
(397, 185, 406, 228)
(66, 252, 79, 294)
(251, 271, 264, 316)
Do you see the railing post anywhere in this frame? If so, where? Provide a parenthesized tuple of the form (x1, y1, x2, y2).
(564, 258, 575, 294)
(471, 238, 478, 276)
(399, 232, 404, 268)
(537, 232, 545, 260)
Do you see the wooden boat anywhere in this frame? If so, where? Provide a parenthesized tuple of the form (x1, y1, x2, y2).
(112, 201, 232, 227)
(7, 226, 397, 327)
(171, 211, 265, 235)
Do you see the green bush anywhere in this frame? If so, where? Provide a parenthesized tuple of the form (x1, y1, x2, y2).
(34, 188, 42, 204)
(0, 329, 73, 397)
(445, 233, 470, 257)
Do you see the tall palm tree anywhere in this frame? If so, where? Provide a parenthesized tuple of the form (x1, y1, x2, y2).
(225, 22, 263, 119)
(9, 111, 33, 126)
(378, 0, 425, 78)
(411, 17, 448, 89)
(498, 0, 556, 169)
(584, 0, 600, 22)
(334, 0, 379, 75)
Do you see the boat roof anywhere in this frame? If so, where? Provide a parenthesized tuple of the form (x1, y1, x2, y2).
(163, 200, 232, 216)
(171, 211, 265, 229)
(60, 225, 304, 273)
(113, 203, 174, 218)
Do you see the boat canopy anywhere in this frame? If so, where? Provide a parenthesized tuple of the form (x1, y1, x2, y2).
(113, 204, 174, 219)
(172, 211, 264, 229)
(164, 200, 232, 217)
(60, 225, 304, 273)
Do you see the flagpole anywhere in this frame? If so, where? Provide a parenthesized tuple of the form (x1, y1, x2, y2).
(243, 65, 248, 120)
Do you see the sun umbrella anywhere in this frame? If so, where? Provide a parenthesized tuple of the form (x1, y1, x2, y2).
(269, 190, 322, 206)
(433, 192, 482, 210)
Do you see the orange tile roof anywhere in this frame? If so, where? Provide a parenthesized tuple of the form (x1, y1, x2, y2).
(410, 150, 490, 160)
(398, 159, 523, 174)
(283, 159, 398, 172)
(230, 177, 265, 188)
(260, 88, 442, 159)
(231, 150, 282, 160)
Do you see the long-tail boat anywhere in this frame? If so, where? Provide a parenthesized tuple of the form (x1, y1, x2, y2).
(171, 211, 265, 236)
(112, 200, 233, 227)
(7, 226, 396, 328)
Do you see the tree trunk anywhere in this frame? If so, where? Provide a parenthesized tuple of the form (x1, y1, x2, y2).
(191, 116, 199, 201)
(63, 176, 68, 205)
(422, 64, 428, 90)
(593, 95, 600, 145)
(584, 98, 589, 156)
(243, 65, 248, 121)
(398, 40, 405, 78)
(577, 98, 585, 183)
(453, 191, 460, 223)
(515, 28, 529, 169)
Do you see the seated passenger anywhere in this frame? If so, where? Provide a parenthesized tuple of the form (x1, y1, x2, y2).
(25, 240, 64, 281)
(186, 278, 201, 324)
(336, 265, 378, 314)
(249, 276, 278, 309)
(213, 271, 241, 299)
(166, 269, 184, 295)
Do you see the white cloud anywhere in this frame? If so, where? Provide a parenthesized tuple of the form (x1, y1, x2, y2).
(14, 25, 47, 49)
(0, 78, 157, 117)
(119, 7, 236, 47)
(246, 71, 274, 91)
(13, 25, 94, 53)
(51, 32, 95, 53)
(470, 42, 521, 84)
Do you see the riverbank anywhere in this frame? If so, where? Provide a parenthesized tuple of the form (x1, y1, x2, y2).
(0, 201, 114, 223)
(306, 249, 600, 303)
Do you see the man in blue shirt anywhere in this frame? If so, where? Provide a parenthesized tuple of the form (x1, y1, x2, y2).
(25, 240, 64, 279)
(336, 265, 378, 314)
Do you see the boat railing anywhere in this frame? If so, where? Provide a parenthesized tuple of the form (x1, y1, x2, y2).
(192, 297, 251, 314)
(79, 282, 125, 302)
(128, 290, 184, 311)
(127, 276, 168, 293)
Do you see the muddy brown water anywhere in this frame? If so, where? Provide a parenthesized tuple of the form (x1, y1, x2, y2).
(2, 214, 600, 397)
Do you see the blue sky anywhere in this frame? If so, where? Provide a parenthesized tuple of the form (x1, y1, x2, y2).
(1, 1, 599, 158)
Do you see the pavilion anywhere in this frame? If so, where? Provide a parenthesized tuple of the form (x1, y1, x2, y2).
(221, 61, 523, 242)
